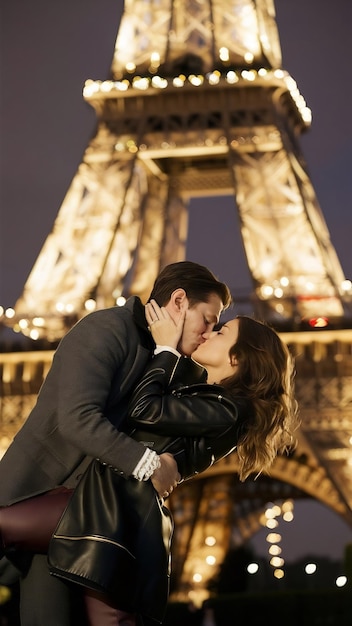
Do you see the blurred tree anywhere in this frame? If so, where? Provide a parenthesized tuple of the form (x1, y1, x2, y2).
(208, 545, 255, 594)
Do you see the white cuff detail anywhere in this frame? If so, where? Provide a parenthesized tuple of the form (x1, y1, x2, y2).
(132, 448, 161, 481)
(154, 345, 181, 356)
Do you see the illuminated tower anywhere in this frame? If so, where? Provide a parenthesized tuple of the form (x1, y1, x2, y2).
(3, 0, 351, 341)
(1, 0, 352, 605)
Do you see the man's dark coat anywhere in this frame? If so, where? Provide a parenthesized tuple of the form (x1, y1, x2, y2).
(0, 297, 154, 506)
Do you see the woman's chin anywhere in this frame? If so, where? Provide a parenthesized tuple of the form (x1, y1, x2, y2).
(191, 352, 203, 365)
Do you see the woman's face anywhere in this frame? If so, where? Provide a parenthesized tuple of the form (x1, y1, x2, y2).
(191, 318, 240, 372)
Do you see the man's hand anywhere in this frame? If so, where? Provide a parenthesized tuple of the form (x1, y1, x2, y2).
(151, 453, 181, 499)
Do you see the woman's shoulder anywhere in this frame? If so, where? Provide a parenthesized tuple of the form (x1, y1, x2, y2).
(170, 356, 207, 388)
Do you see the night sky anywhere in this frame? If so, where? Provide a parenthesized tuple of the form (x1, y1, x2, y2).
(1, 0, 351, 564)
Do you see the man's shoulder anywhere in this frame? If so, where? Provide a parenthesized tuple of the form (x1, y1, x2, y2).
(57, 298, 144, 351)
(78, 297, 143, 325)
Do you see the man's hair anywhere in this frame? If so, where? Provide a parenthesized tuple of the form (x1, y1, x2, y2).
(148, 261, 232, 309)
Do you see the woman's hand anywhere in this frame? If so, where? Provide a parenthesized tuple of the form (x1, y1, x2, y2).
(146, 300, 185, 350)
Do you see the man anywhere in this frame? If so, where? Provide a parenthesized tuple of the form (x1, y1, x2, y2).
(0, 261, 231, 625)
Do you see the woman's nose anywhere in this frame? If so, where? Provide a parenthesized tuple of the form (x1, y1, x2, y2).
(202, 330, 213, 339)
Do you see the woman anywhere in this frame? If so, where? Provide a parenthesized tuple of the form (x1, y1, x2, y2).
(141, 301, 298, 483)
(0, 304, 299, 625)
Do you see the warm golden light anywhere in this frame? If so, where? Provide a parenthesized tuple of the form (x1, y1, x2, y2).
(116, 80, 129, 91)
(219, 47, 229, 62)
(173, 76, 185, 87)
(270, 556, 284, 568)
(266, 533, 281, 543)
(208, 72, 220, 85)
(247, 563, 259, 574)
(305, 563, 317, 575)
(151, 76, 168, 89)
(282, 500, 294, 512)
(241, 69, 256, 81)
(81, 69, 312, 128)
(261, 285, 274, 298)
(269, 545, 282, 556)
(226, 71, 239, 84)
(189, 74, 203, 86)
(133, 77, 150, 90)
(266, 518, 278, 529)
(33, 317, 45, 326)
(84, 299, 96, 312)
(205, 555, 216, 565)
(244, 52, 254, 63)
(271, 505, 281, 517)
(205, 536, 216, 547)
(125, 62, 136, 72)
(150, 52, 160, 65)
(101, 80, 114, 92)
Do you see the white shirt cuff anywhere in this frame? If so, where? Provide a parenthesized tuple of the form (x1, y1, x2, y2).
(154, 345, 181, 357)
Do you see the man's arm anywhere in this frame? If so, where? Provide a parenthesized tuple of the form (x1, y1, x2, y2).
(23, 306, 164, 484)
(54, 309, 180, 495)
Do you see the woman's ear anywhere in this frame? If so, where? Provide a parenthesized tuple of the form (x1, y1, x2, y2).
(229, 355, 238, 367)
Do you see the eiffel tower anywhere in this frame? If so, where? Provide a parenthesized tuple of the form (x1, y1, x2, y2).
(1, 0, 352, 607)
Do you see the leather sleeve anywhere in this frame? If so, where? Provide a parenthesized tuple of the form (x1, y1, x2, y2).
(127, 351, 249, 479)
(128, 351, 241, 435)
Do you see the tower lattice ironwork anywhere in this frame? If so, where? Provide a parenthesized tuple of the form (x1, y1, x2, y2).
(1, 0, 352, 605)
(3, 0, 351, 341)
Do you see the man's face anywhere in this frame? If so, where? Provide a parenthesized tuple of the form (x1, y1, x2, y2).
(177, 293, 223, 356)
(191, 318, 239, 371)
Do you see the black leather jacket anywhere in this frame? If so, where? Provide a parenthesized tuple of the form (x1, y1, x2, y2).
(126, 350, 249, 479)
(48, 351, 251, 622)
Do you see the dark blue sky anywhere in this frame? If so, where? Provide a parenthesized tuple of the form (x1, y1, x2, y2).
(1, 0, 351, 563)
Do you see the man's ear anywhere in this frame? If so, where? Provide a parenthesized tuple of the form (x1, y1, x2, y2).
(168, 288, 188, 313)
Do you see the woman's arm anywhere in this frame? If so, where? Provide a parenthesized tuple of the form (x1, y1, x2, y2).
(126, 351, 249, 479)
(127, 351, 243, 436)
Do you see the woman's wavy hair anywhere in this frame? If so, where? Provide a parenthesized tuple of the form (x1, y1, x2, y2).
(220, 315, 300, 481)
